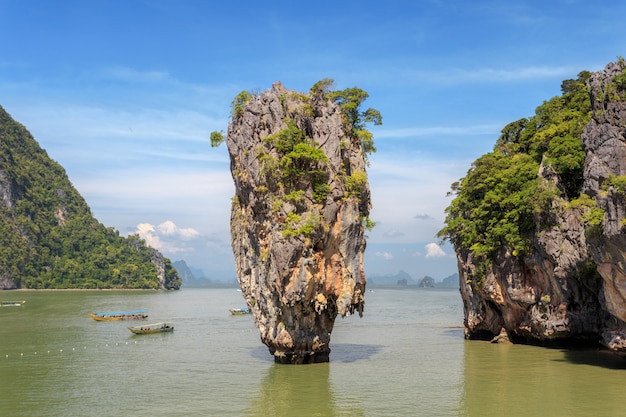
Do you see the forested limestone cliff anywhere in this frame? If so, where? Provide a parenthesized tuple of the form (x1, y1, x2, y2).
(0, 106, 181, 290)
(220, 80, 380, 363)
(440, 59, 626, 352)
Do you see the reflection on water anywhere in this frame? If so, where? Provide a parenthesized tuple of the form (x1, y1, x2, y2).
(244, 363, 338, 417)
(461, 341, 626, 417)
(245, 343, 379, 416)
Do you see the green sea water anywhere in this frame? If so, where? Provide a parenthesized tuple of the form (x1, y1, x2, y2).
(1, 288, 625, 416)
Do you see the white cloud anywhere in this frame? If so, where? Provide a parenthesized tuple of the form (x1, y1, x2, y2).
(157, 220, 200, 239)
(132, 220, 200, 254)
(424, 243, 446, 258)
(382, 229, 404, 238)
(135, 223, 162, 249)
(375, 251, 394, 260)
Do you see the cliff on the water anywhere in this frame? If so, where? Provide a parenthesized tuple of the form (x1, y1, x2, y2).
(0, 106, 181, 290)
(439, 59, 626, 352)
(220, 80, 380, 363)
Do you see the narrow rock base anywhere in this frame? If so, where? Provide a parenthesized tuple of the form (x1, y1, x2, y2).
(273, 349, 331, 365)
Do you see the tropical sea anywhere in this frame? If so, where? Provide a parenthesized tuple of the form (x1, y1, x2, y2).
(1, 287, 625, 417)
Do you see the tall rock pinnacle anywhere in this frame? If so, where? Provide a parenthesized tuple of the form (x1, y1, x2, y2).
(223, 80, 379, 363)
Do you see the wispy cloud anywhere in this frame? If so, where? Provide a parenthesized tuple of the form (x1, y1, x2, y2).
(454, 66, 577, 82)
(375, 251, 394, 260)
(382, 229, 404, 238)
(414, 214, 434, 220)
(103, 66, 171, 83)
(376, 124, 501, 139)
(399, 65, 578, 86)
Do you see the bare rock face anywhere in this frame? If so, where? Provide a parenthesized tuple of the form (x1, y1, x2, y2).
(582, 61, 626, 350)
(226, 82, 371, 363)
(458, 61, 626, 351)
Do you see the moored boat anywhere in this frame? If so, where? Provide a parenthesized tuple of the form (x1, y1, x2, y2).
(1, 300, 26, 307)
(128, 322, 174, 334)
(229, 307, 251, 315)
(88, 310, 148, 321)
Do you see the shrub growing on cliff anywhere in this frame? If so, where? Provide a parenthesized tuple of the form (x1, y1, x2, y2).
(210, 130, 224, 147)
(263, 119, 330, 198)
(602, 174, 626, 195)
(568, 193, 605, 236)
(345, 171, 368, 198)
(311, 79, 382, 161)
(439, 70, 592, 271)
(231, 90, 253, 117)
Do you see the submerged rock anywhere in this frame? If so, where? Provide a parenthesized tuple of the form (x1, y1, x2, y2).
(224, 81, 377, 363)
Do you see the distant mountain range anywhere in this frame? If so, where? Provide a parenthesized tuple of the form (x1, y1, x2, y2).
(173, 262, 460, 289)
(172, 260, 213, 287)
(367, 270, 459, 288)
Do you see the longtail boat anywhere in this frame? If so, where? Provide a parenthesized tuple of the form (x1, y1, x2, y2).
(0, 300, 25, 307)
(128, 322, 174, 334)
(229, 307, 251, 315)
(88, 310, 148, 321)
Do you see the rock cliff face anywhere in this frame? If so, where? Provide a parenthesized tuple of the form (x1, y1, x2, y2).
(226, 82, 372, 363)
(0, 105, 180, 290)
(457, 61, 626, 351)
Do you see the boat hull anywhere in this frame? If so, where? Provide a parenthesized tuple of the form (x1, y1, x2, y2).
(1, 300, 25, 307)
(128, 327, 174, 334)
(229, 308, 251, 315)
(88, 311, 148, 321)
(128, 322, 174, 334)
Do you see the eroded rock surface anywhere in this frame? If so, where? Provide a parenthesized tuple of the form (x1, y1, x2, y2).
(458, 61, 626, 352)
(226, 82, 372, 363)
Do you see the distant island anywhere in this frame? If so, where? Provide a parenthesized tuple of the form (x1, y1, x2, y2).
(367, 270, 459, 288)
(0, 106, 181, 290)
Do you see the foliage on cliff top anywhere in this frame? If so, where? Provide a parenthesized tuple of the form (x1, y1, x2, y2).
(311, 78, 382, 159)
(0, 106, 181, 289)
(212, 79, 382, 160)
(213, 80, 380, 238)
(438, 70, 593, 261)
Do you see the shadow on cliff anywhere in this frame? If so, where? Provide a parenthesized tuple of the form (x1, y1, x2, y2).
(558, 348, 626, 370)
(249, 343, 383, 363)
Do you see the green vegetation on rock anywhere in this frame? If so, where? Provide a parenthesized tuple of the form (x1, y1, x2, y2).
(214, 79, 381, 240)
(0, 106, 181, 289)
(438, 70, 593, 264)
(312, 79, 382, 161)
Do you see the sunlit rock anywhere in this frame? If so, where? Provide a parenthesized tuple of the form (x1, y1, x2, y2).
(225, 81, 376, 363)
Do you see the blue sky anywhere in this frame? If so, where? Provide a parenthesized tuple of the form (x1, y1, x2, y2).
(0, 0, 624, 282)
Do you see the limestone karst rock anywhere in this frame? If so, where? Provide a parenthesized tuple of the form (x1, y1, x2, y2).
(0, 105, 181, 289)
(225, 81, 376, 363)
(446, 60, 626, 352)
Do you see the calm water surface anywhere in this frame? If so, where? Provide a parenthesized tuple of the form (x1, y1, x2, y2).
(1, 288, 625, 416)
